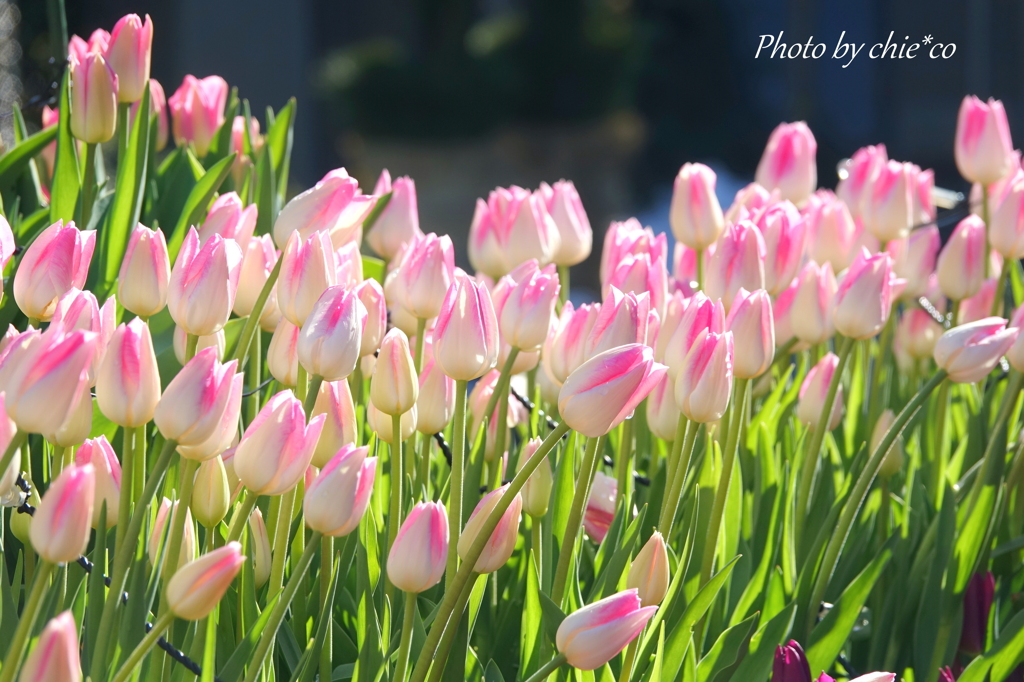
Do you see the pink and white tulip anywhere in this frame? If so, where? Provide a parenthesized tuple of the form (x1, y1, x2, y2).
(583, 472, 617, 543)
(836, 144, 888, 218)
(586, 287, 650, 359)
(394, 232, 455, 320)
(14, 221, 95, 322)
(305, 444, 377, 537)
(166, 542, 245, 620)
(105, 13, 152, 103)
(937, 215, 987, 302)
(168, 75, 228, 157)
(469, 185, 560, 278)
(69, 51, 118, 143)
(797, 353, 844, 430)
(433, 273, 499, 381)
(74, 436, 121, 528)
(154, 347, 241, 446)
(705, 220, 766, 310)
(675, 329, 734, 423)
(197, 192, 257, 249)
(669, 163, 725, 250)
(727, 288, 774, 378)
(934, 317, 1018, 383)
(755, 121, 817, 205)
(457, 484, 523, 574)
(496, 262, 560, 352)
(387, 500, 448, 592)
(298, 285, 364, 381)
(755, 201, 807, 295)
(277, 229, 338, 326)
(538, 180, 593, 266)
(886, 226, 939, 299)
(30, 462, 95, 564)
(555, 589, 658, 671)
(273, 168, 376, 249)
(834, 249, 895, 340)
(19, 611, 81, 682)
(366, 170, 423, 261)
(118, 223, 170, 318)
(955, 96, 1015, 185)
(96, 318, 161, 427)
(168, 229, 242, 336)
(791, 261, 837, 345)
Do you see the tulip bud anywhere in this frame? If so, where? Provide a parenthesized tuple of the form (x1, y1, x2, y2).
(296, 285, 364, 381)
(370, 328, 418, 416)
(197, 192, 257, 250)
(388, 232, 454, 321)
(836, 144, 888, 218)
(959, 279, 998, 326)
(469, 186, 560, 278)
(457, 484, 523, 573)
(496, 263, 560, 352)
(605, 252, 668, 319)
(277, 229, 338, 327)
(248, 508, 271, 588)
(862, 160, 915, 242)
(600, 219, 667, 289)
(167, 542, 245, 620)
(897, 308, 943, 360)
(149, 498, 196, 571)
(772, 640, 812, 682)
(805, 195, 858, 273)
(154, 348, 241, 446)
(546, 301, 600, 383)
(755, 121, 817, 205)
(9, 478, 35, 545)
(627, 532, 670, 606)
(118, 224, 170, 318)
(586, 287, 650, 359)
(168, 75, 228, 158)
(140, 78, 169, 151)
(69, 51, 118, 143)
(934, 316, 1018, 383)
(791, 261, 837, 345)
(273, 168, 375, 249)
(582, 471, 617, 543)
(538, 180, 592, 267)
(168, 229, 242, 336)
(48, 288, 115, 386)
(387, 500, 448, 592)
(417, 351, 455, 434)
(834, 249, 895, 340)
(74, 437, 121, 529)
(705, 220, 766, 311)
(433, 273, 499, 381)
(797, 353, 844, 430)
(991, 175, 1024, 260)
(669, 163, 725, 250)
(956, 96, 1015, 185)
(305, 444, 377, 537)
(177, 381, 238, 463)
(645, 374, 678, 441)
(724, 182, 776, 223)
(43, 384, 93, 449)
(368, 402, 417, 444)
(14, 221, 95, 322)
(675, 329, 734, 424)
(233, 235, 279, 320)
(517, 438, 553, 518)
(31, 463, 95, 564)
(663, 292, 726, 380)
(234, 390, 325, 496)
(356, 279, 386, 356)
(937, 215, 987, 302)
(886, 226, 940, 300)
(727, 288, 774, 379)
(755, 201, 807, 296)
(365, 171, 423, 260)
(19, 611, 82, 682)
(105, 13, 152, 103)
(191, 455, 231, 528)
(96, 319, 161, 427)
(311, 379, 357, 467)
(68, 28, 109, 62)
(872, 409, 904, 478)
(555, 589, 657, 671)
(960, 571, 995, 655)
(267, 318, 300, 386)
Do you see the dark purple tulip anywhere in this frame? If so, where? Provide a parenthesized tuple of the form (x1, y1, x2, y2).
(959, 571, 995, 656)
(814, 675, 834, 682)
(773, 640, 812, 682)
(939, 666, 956, 682)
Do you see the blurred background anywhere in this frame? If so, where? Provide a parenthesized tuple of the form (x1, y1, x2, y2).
(4, 0, 1023, 291)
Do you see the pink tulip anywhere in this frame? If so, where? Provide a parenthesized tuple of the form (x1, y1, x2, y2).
(662, 291, 726, 380)
(937, 215, 987, 302)
(600, 219, 668, 288)
(133, 77, 168, 151)
(585, 287, 650, 358)
(118, 223, 170, 318)
(897, 308, 943, 360)
(96, 319, 161, 427)
(277, 229, 338, 327)
(387, 500, 448, 592)
(69, 51, 118, 144)
(805, 195, 858, 272)
(545, 301, 599, 383)
(298, 285, 364, 381)
(469, 185, 560, 278)
(67, 29, 110, 62)
(675, 329, 734, 423)
(233, 234, 279, 319)
(304, 444, 377, 537)
(862, 160, 915, 242)
(44, 380, 93, 449)
(885, 226, 939, 299)
(653, 290, 687, 363)
(355, 279, 386, 357)
(836, 144, 888, 218)
(754, 201, 807, 296)
(366, 170, 423, 260)
(49, 287, 115, 378)
(934, 317, 1018, 383)
(627, 532, 670, 606)
(559, 343, 667, 438)
(197, 192, 257, 249)
(538, 180, 593, 266)
(645, 373, 678, 441)
(168, 75, 228, 157)
(724, 182, 775, 224)
(19, 611, 81, 682)
(817, 674, 895, 682)
(105, 13, 152, 103)
(74, 436, 121, 528)
(417, 347, 455, 434)
(605, 251, 669, 318)
(174, 364, 242, 462)
(393, 232, 455, 319)
(727, 288, 774, 378)
(172, 326, 224, 366)
(669, 163, 725, 250)
(30, 462, 95, 564)
(755, 121, 817, 205)
(14, 220, 95, 321)
(834, 249, 895, 340)
(1006, 307, 1024, 373)
(309, 379, 357, 467)
(494, 261, 560, 352)
(168, 228, 242, 336)
(273, 168, 376, 249)
(990, 174, 1024, 259)
(433, 273, 499, 381)
(167, 543, 245, 620)
(797, 353, 844, 430)
(959, 279, 998, 325)
(457, 484, 523, 573)
(913, 165, 936, 224)
(583, 471, 617, 543)
(555, 589, 658, 671)
(956, 96, 1015, 185)
(267, 318, 300, 386)
(791, 260, 837, 345)
(705, 220, 766, 311)
(370, 328, 418, 416)
(154, 347, 241, 446)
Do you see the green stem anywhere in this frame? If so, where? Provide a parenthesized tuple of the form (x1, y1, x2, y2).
(617, 638, 640, 682)
(659, 415, 688, 524)
(523, 653, 568, 682)
(394, 591, 418, 682)
(133, 424, 146, 507)
(114, 426, 135, 552)
(185, 333, 199, 363)
(868, 313, 897, 432)
(993, 255, 1011, 317)
(0, 431, 26, 490)
(319, 536, 334, 682)
(304, 374, 323, 417)
(414, 317, 427, 374)
(695, 247, 705, 290)
(418, 431, 431, 498)
(0, 560, 54, 682)
(225, 489, 258, 544)
(492, 366, 513, 467)
(110, 610, 175, 682)
(532, 517, 544, 589)
(80, 143, 97, 228)
(162, 458, 199, 583)
(268, 488, 296, 598)
(967, 370, 1024, 512)
(245, 330, 261, 425)
(983, 184, 992, 278)
(479, 349, 521, 439)
(387, 412, 405, 592)
(447, 380, 468, 587)
(557, 265, 570, 309)
(659, 420, 699, 538)
(232, 257, 283, 369)
(615, 418, 634, 509)
(296, 364, 307, 399)
(551, 435, 602, 607)
(424, 575, 480, 682)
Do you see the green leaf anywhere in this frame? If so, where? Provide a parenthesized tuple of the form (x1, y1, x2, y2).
(253, 146, 276, 237)
(296, 552, 342, 682)
(218, 590, 283, 682)
(552, 432, 578, 545)
(695, 613, 757, 682)
(539, 591, 568, 642)
(0, 123, 57, 193)
(958, 609, 1024, 682)
(730, 603, 797, 682)
(484, 660, 505, 682)
(360, 191, 392, 233)
(167, 152, 236, 260)
(361, 255, 385, 285)
(49, 73, 80, 223)
(266, 99, 296, 202)
(650, 623, 665, 682)
(520, 553, 543, 676)
(205, 87, 240, 166)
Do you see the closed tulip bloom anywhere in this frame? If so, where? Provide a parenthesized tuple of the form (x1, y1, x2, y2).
(934, 317, 1019, 383)
(457, 484, 523, 573)
(267, 318, 300, 386)
(675, 329, 734, 423)
(154, 347, 241, 446)
(834, 249, 895, 340)
(772, 640, 812, 682)
(175, 368, 242, 462)
(897, 308, 943, 360)
(49, 288, 116, 384)
(197, 192, 257, 249)
(172, 325, 224, 364)
(937, 215, 987, 302)
(118, 224, 170, 318)
(371, 328, 418, 416)
(44, 383, 93, 449)
(0, 215, 14, 285)
(627, 532, 670, 606)
(727, 288, 774, 378)
(30, 462, 94, 564)
(836, 144, 888, 218)
(68, 29, 110, 62)
(248, 508, 271, 588)
(960, 571, 995, 655)
(605, 252, 669, 319)
(538, 180, 592, 266)
(273, 168, 375, 249)
(517, 437, 553, 517)
(69, 51, 118, 143)
(417, 352, 455, 434)
(310, 379, 357, 467)
(234, 390, 325, 496)
(586, 287, 650, 359)
(148, 498, 196, 571)
(469, 186, 560, 278)
(497, 263, 560, 351)
(140, 77, 169, 151)
(297, 285, 364, 381)
(168, 75, 228, 157)
(559, 344, 667, 438)
(368, 402, 417, 443)
(74, 437, 121, 529)
(233, 235, 278, 318)
(815, 675, 895, 682)
(305, 444, 377, 537)
(167, 542, 245, 620)
(791, 261, 837, 345)
(19, 611, 81, 682)
(355, 279, 386, 356)
(991, 175, 1024, 259)
(956, 96, 1015, 185)
(393, 232, 455, 319)
(599, 219, 667, 288)
(96, 319, 161, 427)
(886, 226, 939, 299)
(669, 163, 725, 250)
(168, 229, 242, 336)
(863, 160, 915, 242)
(0, 396, 18, 495)
(653, 290, 687, 363)
(706, 220, 766, 311)
(663, 292, 726, 380)
(755, 121, 817, 205)
(366, 170, 423, 260)
(105, 13, 152, 102)
(191, 455, 230, 528)
(959, 279, 999, 326)
(14, 220, 96, 321)
(583, 471, 617, 543)
(433, 273, 499, 381)
(755, 201, 807, 296)
(556, 589, 658, 671)
(645, 373, 678, 441)
(724, 182, 775, 224)
(797, 353, 844, 430)
(546, 301, 600, 382)
(806, 195, 858, 273)
(387, 500, 448, 592)
(277, 230, 337, 327)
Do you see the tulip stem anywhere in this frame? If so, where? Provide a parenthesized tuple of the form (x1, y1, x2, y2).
(109, 609, 175, 682)
(480, 349, 520, 439)
(446, 379, 468, 587)
(695, 248, 705, 290)
(226, 489, 259, 543)
(551, 434, 603, 608)
(659, 420, 698, 540)
(232, 257, 283, 370)
(320, 536, 334, 682)
(185, 333, 199, 362)
(269, 487, 296, 599)
(992, 257, 1011, 317)
(557, 265, 570, 308)
(115, 425, 136, 553)
(387, 412, 404, 588)
(80, 142, 98, 228)
(523, 653, 568, 682)
(967, 369, 1024, 512)
(0, 559, 53, 682)
(532, 516, 544, 588)
(424, 574, 481, 682)
(615, 417, 634, 509)
(983, 184, 992, 277)
(414, 317, 427, 373)
(246, 330, 262, 425)
(0, 430, 25, 492)
(658, 415, 688, 530)
(617, 638, 640, 682)
(304, 374, 323, 417)
(410, 421, 570, 682)
(133, 424, 147, 507)
(162, 457, 199, 588)
(418, 431, 432, 498)
(394, 591, 418, 682)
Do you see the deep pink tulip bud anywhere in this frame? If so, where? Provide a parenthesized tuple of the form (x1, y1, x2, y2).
(663, 292, 726, 379)
(538, 180, 593, 266)
(669, 163, 725, 250)
(168, 75, 228, 157)
(5, 329, 96, 435)
(311, 379, 357, 467)
(457, 484, 523, 573)
(805, 195, 858, 273)
(19, 611, 81, 682)
(234, 389, 325, 496)
(298, 285, 364, 381)
(937, 668, 956, 682)
(105, 13, 152, 103)
(370, 328, 418, 416)
(433, 273, 499, 381)
(706, 220, 766, 311)
(897, 308, 943, 360)
(355, 279, 386, 356)
(960, 571, 995, 655)
(937, 215, 987, 302)
(959, 279, 998, 326)
(366, 170, 423, 260)
(583, 472, 616, 543)
(14, 220, 95, 321)
(725, 182, 775, 223)
(600, 219, 667, 288)
(991, 175, 1024, 259)
(69, 51, 118, 143)
(913, 165, 936, 224)
(387, 500, 448, 592)
(74, 436, 121, 529)
(68, 29, 109, 62)
(836, 144, 888, 218)
(267, 318, 300, 386)
(233, 234, 279, 319)
(834, 249, 895, 340)
(559, 344, 667, 438)
(167, 542, 245, 620)
(30, 462, 95, 563)
(198, 192, 257, 250)
(497, 263, 560, 352)
(305, 444, 376, 537)
(814, 675, 894, 682)
(417, 348, 455, 434)
(772, 640, 812, 682)
(755, 201, 807, 296)
(675, 329, 734, 423)
(755, 121, 817, 205)
(791, 261, 837, 345)
(797, 353, 844, 430)
(277, 229, 337, 327)
(934, 317, 1018, 383)
(546, 301, 600, 383)
(394, 232, 455, 319)
(956, 96, 1015, 185)
(727, 288, 774, 378)
(645, 373, 678, 441)
(555, 589, 657, 671)
(863, 160, 915, 242)
(118, 223, 170, 318)
(605, 252, 669, 318)
(154, 347, 241, 446)
(886, 226, 939, 299)
(469, 186, 560, 278)
(168, 229, 242, 336)
(273, 168, 375, 249)
(586, 287, 650, 359)
(627, 532, 670, 606)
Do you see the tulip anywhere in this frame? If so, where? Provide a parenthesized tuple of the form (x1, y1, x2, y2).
(267, 318, 300, 387)
(310, 379, 357, 467)
(368, 402, 417, 444)
(517, 437, 553, 517)
(68, 29, 110, 62)
(175, 368, 242, 462)
(960, 571, 995, 655)
(834, 249, 895, 340)
(913, 166, 936, 224)
(934, 317, 1019, 383)
(938, 668, 956, 682)
(538, 180, 593, 266)
(168, 229, 242, 337)
(755, 121, 817, 205)
(538, 363, 561, 404)
(30, 463, 94, 564)
(371, 328, 418, 416)
(797, 353, 844, 430)
(724, 182, 775, 224)
(862, 160, 915, 243)
(469, 186, 560, 278)
(586, 287, 650, 359)
(772, 640, 812, 682)
(387, 500, 448, 592)
(49, 288, 116, 383)
(233, 235, 279, 321)
(14, 220, 95, 322)
(356, 279, 386, 356)
(131, 77, 168, 151)
(955, 96, 1015, 185)
(433, 273, 499, 381)
(197, 192, 257, 249)
(599, 219, 667, 289)
(74, 437, 121, 529)
(653, 290, 687, 363)
(457, 484, 523, 573)
(886, 226, 939, 300)
(872, 409, 905, 478)
(805, 195, 858, 273)
(897, 308, 943, 360)
(559, 344, 667, 438)
(645, 373, 678, 441)
(417, 351, 455, 434)
(790, 261, 837, 345)
(675, 329, 734, 423)
(69, 51, 118, 144)
(669, 163, 725, 251)
(555, 589, 657, 671)
(18, 611, 81, 682)
(705, 220, 766, 311)
(662, 292, 726, 379)
(248, 508, 271, 588)
(43, 383, 93, 449)
(755, 201, 807, 296)
(273, 168, 376, 249)
(305, 444, 377, 537)
(233, 390, 325, 496)
(991, 174, 1024, 259)
(191, 455, 231, 528)
(627, 532, 669, 606)
(497, 262, 560, 352)
(393, 232, 455, 320)
(277, 229, 337, 327)
(582, 471, 617, 543)
(96, 319, 161, 427)
(172, 325, 224, 365)
(333, 241, 362, 289)
(105, 13, 152, 103)
(546, 301, 600, 383)
(167, 542, 245, 620)
(836, 144, 888, 218)
(297, 285, 364, 381)
(154, 347, 241, 446)
(960, 279, 999, 325)
(148, 498, 196, 571)
(819, 675, 895, 682)
(118, 223, 170, 318)
(937, 215, 987, 302)
(168, 75, 228, 157)
(727, 288, 774, 378)
(366, 170, 423, 260)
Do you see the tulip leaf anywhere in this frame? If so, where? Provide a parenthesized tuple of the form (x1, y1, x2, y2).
(360, 191, 391, 233)
(7, 106, 47, 212)
(361, 255, 385, 285)
(648, 622, 665, 682)
(695, 612, 757, 682)
(167, 152, 236, 261)
(729, 481, 783, 626)
(729, 602, 796, 682)
(205, 87, 240, 166)
(266, 98, 296, 201)
(520, 552, 543, 675)
(958, 608, 1024, 682)
(219, 590, 283, 682)
(0, 121, 56, 195)
(483, 660, 505, 682)
(254, 145, 276, 237)
(82, 504, 108, 673)
(539, 591, 567, 642)
(551, 431, 578, 545)
(591, 503, 646, 602)
(49, 72, 80, 223)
